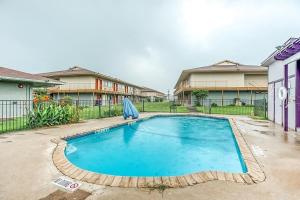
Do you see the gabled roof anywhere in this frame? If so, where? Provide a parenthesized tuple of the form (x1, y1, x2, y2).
(141, 86, 165, 95)
(174, 60, 267, 88)
(261, 37, 300, 66)
(38, 66, 144, 89)
(0, 67, 62, 86)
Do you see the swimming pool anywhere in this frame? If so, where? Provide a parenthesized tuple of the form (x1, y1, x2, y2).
(65, 115, 247, 176)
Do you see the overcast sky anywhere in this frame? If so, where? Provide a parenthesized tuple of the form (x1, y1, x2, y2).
(1, 0, 300, 93)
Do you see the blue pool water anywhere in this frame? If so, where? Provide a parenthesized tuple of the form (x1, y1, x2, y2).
(65, 116, 247, 176)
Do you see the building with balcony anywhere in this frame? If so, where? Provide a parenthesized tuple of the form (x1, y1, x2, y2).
(141, 87, 166, 102)
(38, 66, 145, 104)
(174, 60, 268, 105)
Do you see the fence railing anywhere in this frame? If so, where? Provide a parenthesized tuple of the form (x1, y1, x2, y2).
(0, 98, 267, 134)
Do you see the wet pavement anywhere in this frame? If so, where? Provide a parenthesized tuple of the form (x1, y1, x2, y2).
(0, 113, 299, 200)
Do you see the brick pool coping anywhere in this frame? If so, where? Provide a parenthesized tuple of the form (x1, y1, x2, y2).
(52, 114, 266, 188)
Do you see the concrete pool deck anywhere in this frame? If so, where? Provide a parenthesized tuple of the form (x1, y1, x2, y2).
(0, 113, 300, 199)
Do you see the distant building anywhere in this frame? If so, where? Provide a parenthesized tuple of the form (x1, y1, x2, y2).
(0, 67, 60, 118)
(0, 67, 60, 100)
(38, 66, 149, 104)
(174, 60, 268, 105)
(141, 87, 165, 102)
(262, 37, 300, 131)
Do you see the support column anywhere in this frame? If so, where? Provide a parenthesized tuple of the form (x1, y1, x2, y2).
(250, 90, 253, 105)
(284, 64, 288, 132)
(273, 82, 276, 122)
(296, 60, 300, 130)
(221, 90, 224, 106)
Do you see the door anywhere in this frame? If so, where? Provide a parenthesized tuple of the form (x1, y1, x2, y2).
(274, 81, 283, 125)
(99, 79, 102, 90)
(95, 79, 99, 90)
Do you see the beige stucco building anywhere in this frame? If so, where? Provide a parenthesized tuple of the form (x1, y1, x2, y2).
(174, 60, 268, 105)
(141, 87, 166, 102)
(38, 66, 147, 104)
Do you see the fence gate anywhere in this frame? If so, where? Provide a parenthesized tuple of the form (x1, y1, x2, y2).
(253, 99, 267, 118)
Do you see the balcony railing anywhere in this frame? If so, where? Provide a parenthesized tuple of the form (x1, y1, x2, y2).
(188, 80, 229, 87)
(47, 83, 144, 96)
(176, 80, 267, 93)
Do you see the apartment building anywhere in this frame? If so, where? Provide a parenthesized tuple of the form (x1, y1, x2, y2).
(141, 87, 166, 102)
(38, 66, 145, 105)
(262, 37, 300, 131)
(174, 60, 268, 105)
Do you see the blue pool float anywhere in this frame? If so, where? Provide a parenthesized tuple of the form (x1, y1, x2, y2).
(123, 98, 139, 120)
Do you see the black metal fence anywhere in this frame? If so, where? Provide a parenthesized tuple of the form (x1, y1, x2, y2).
(174, 98, 267, 117)
(253, 99, 268, 119)
(0, 98, 267, 134)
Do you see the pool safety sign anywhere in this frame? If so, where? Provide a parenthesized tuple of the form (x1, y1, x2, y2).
(251, 145, 265, 157)
(52, 176, 81, 192)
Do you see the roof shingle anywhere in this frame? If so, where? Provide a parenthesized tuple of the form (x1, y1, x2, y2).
(0, 67, 61, 85)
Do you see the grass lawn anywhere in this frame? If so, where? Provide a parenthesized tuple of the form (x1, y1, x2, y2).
(142, 102, 188, 113)
(79, 102, 189, 119)
(0, 117, 28, 133)
(79, 104, 123, 120)
(196, 105, 254, 115)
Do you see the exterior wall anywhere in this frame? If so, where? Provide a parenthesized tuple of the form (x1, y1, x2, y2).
(268, 83, 275, 121)
(222, 91, 239, 100)
(268, 52, 299, 130)
(0, 82, 33, 118)
(141, 91, 164, 102)
(102, 80, 113, 91)
(0, 82, 32, 100)
(52, 93, 126, 106)
(59, 76, 95, 89)
(50, 74, 145, 100)
(244, 74, 267, 87)
(53, 93, 95, 106)
(189, 73, 245, 87)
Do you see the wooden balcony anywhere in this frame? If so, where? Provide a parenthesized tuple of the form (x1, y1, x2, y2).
(175, 81, 267, 94)
(47, 83, 144, 97)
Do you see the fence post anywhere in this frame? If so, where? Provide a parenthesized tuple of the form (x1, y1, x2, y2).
(109, 99, 111, 117)
(264, 98, 267, 119)
(208, 99, 211, 114)
(142, 99, 145, 112)
(76, 100, 79, 109)
(75, 100, 79, 120)
(98, 102, 101, 118)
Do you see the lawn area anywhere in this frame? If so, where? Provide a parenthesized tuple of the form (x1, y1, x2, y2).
(79, 104, 123, 120)
(142, 102, 188, 113)
(78, 102, 189, 119)
(196, 105, 254, 115)
(0, 117, 28, 133)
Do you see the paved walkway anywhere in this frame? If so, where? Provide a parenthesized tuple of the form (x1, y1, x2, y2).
(0, 113, 300, 200)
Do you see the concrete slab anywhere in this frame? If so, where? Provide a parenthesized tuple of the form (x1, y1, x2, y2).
(0, 113, 299, 200)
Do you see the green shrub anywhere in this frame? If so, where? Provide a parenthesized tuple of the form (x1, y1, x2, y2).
(27, 103, 78, 128)
(211, 103, 218, 107)
(59, 96, 73, 106)
(103, 108, 123, 117)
